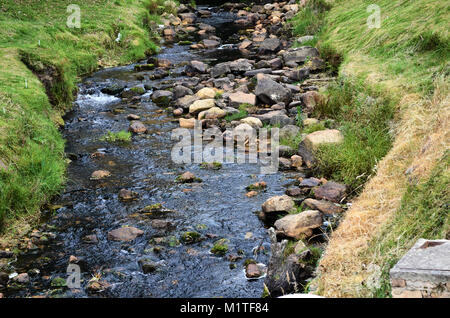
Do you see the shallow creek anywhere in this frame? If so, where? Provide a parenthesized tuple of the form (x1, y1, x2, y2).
(7, 6, 303, 298)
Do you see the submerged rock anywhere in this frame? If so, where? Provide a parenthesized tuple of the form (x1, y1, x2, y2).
(246, 263, 264, 278)
(107, 227, 144, 242)
(139, 258, 159, 274)
(87, 280, 111, 294)
(90, 170, 111, 180)
(176, 172, 202, 183)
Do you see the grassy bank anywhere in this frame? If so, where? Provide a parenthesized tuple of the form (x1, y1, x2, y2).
(0, 0, 172, 238)
(290, 0, 449, 297)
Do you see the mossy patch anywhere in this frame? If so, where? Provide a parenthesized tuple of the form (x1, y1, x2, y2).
(211, 238, 229, 256)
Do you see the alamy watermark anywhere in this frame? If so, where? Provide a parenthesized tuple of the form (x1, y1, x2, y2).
(67, 4, 81, 29)
(367, 4, 381, 29)
(66, 264, 81, 289)
(171, 121, 280, 174)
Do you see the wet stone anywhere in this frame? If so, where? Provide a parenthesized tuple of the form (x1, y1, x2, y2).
(128, 121, 147, 134)
(90, 170, 111, 180)
(176, 172, 202, 183)
(246, 263, 263, 279)
(303, 198, 345, 215)
(107, 227, 144, 242)
(139, 258, 158, 274)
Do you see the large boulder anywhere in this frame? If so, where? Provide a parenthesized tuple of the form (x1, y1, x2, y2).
(176, 95, 199, 109)
(240, 117, 263, 128)
(269, 114, 294, 127)
(255, 74, 292, 105)
(121, 86, 145, 98)
(179, 12, 196, 24)
(198, 107, 226, 120)
(262, 195, 295, 214)
(229, 59, 253, 73)
(303, 198, 345, 214)
(196, 87, 216, 99)
(258, 37, 281, 53)
(303, 129, 344, 151)
(129, 121, 147, 134)
(286, 68, 310, 81)
(210, 62, 231, 78)
(189, 99, 215, 114)
(179, 118, 196, 129)
(233, 123, 255, 137)
(229, 92, 256, 108)
(151, 90, 173, 107)
(264, 228, 314, 297)
(274, 210, 322, 239)
(282, 47, 320, 65)
(279, 125, 300, 140)
(313, 182, 347, 203)
(185, 60, 208, 76)
(300, 91, 324, 115)
(202, 39, 220, 49)
(173, 85, 193, 99)
(253, 110, 287, 124)
(108, 227, 144, 242)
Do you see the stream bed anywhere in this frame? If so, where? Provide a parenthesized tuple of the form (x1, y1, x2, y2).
(6, 6, 301, 298)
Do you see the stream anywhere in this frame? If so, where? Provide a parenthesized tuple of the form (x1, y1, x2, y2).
(6, 5, 301, 298)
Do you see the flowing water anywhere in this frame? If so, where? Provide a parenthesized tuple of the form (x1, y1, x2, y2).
(8, 6, 302, 298)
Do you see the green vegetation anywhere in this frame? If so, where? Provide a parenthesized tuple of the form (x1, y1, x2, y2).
(279, 132, 303, 151)
(100, 130, 132, 143)
(0, 66, 65, 229)
(200, 162, 222, 170)
(291, 0, 449, 297)
(51, 277, 68, 288)
(368, 153, 450, 297)
(0, 0, 172, 230)
(224, 103, 251, 122)
(313, 78, 395, 192)
(180, 231, 202, 244)
(290, 0, 330, 40)
(318, 0, 449, 96)
(303, 122, 326, 134)
(210, 238, 229, 256)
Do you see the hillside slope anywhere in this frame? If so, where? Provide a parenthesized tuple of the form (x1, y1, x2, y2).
(292, 0, 449, 297)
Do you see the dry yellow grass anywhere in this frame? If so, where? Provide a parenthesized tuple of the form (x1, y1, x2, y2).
(303, 0, 450, 297)
(316, 74, 449, 297)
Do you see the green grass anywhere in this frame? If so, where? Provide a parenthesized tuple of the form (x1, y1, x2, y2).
(292, 0, 450, 297)
(100, 130, 132, 143)
(367, 152, 450, 297)
(280, 132, 303, 151)
(303, 122, 326, 134)
(211, 238, 229, 256)
(0, 55, 66, 228)
(318, 0, 449, 96)
(290, 0, 330, 37)
(0, 0, 173, 229)
(313, 77, 395, 192)
(225, 103, 251, 122)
